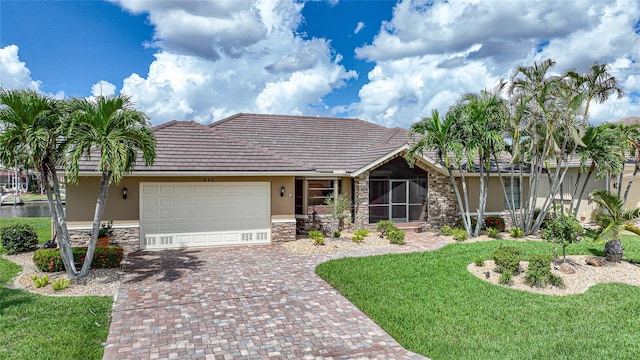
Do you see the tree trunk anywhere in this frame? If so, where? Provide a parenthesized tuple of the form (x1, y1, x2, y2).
(43, 170, 77, 277)
(604, 238, 624, 263)
(79, 171, 112, 278)
(448, 171, 470, 235)
(573, 162, 595, 218)
(622, 161, 640, 205)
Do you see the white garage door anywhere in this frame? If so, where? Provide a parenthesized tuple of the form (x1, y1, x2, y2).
(140, 182, 271, 249)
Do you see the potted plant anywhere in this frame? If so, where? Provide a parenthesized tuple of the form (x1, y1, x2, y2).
(96, 221, 113, 247)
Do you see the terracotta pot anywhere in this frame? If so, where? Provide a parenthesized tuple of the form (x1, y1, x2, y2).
(97, 236, 109, 248)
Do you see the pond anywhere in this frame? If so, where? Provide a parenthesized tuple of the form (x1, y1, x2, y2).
(0, 202, 52, 218)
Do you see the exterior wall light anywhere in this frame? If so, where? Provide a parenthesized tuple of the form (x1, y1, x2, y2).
(280, 186, 285, 197)
(122, 187, 128, 200)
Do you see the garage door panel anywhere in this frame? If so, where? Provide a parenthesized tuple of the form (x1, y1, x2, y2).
(140, 182, 271, 249)
(158, 185, 175, 194)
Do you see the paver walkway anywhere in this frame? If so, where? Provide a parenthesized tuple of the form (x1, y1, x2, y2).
(104, 232, 447, 359)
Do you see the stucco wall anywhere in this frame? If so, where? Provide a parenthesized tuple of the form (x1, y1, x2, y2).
(66, 175, 297, 222)
(460, 175, 530, 213)
(618, 163, 640, 210)
(534, 168, 605, 221)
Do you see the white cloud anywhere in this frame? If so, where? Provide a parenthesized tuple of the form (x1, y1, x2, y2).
(91, 80, 117, 97)
(354, 21, 365, 34)
(112, 0, 355, 124)
(350, 0, 640, 127)
(0, 45, 41, 91)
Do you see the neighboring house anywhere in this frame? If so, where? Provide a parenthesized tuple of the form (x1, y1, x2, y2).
(66, 113, 458, 250)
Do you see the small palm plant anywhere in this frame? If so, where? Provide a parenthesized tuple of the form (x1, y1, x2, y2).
(591, 190, 640, 262)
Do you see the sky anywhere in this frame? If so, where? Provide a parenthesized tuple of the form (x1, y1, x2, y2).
(1, 0, 639, 128)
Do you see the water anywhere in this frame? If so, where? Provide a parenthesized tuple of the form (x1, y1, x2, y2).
(0, 202, 52, 218)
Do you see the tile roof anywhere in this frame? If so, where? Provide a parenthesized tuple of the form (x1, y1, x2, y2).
(209, 113, 410, 172)
(77, 114, 414, 174)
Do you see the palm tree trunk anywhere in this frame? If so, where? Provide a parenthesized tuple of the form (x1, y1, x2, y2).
(622, 162, 639, 205)
(79, 171, 112, 278)
(44, 169, 77, 277)
(573, 162, 595, 218)
(448, 171, 471, 234)
(460, 170, 473, 236)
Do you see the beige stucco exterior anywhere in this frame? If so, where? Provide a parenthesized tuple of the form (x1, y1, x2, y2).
(66, 175, 354, 224)
(534, 168, 606, 221)
(617, 163, 640, 210)
(66, 176, 299, 223)
(456, 168, 609, 222)
(457, 175, 530, 214)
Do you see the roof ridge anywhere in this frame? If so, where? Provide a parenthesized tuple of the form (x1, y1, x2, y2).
(210, 112, 391, 131)
(192, 121, 316, 171)
(152, 120, 179, 131)
(377, 127, 408, 146)
(209, 113, 245, 128)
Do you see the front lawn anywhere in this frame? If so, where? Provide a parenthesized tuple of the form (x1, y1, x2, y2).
(0, 257, 112, 359)
(316, 237, 640, 360)
(0, 217, 52, 245)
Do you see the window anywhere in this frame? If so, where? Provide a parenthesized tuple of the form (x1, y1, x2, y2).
(560, 176, 573, 199)
(504, 178, 520, 209)
(307, 179, 341, 214)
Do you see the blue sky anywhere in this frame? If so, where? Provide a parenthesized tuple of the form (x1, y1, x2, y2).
(1, 0, 639, 127)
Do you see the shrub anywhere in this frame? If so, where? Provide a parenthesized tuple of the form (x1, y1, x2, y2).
(376, 220, 396, 236)
(499, 270, 514, 285)
(492, 246, 521, 274)
(31, 274, 50, 288)
(510, 227, 524, 238)
(309, 230, 324, 245)
(524, 255, 552, 288)
(486, 227, 500, 239)
(33, 246, 124, 272)
(333, 231, 341, 239)
(452, 228, 468, 242)
(484, 216, 505, 232)
(0, 224, 39, 255)
(541, 214, 584, 262)
(387, 229, 405, 245)
(456, 216, 478, 231)
(548, 273, 565, 288)
(52, 277, 70, 291)
(352, 229, 370, 243)
(474, 258, 485, 266)
(440, 225, 454, 236)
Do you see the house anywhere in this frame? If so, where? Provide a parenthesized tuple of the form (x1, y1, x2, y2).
(65, 113, 640, 250)
(65, 113, 458, 250)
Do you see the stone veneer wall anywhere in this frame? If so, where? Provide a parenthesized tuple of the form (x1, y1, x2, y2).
(425, 170, 459, 229)
(68, 227, 140, 253)
(271, 221, 296, 243)
(353, 171, 369, 228)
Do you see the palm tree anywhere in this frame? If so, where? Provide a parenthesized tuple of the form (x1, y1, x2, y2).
(566, 62, 623, 123)
(406, 110, 472, 234)
(65, 95, 156, 278)
(571, 124, 624, 217)
(591, 190, 640, 262)
(0, 89, 77, 276)
(448, 88, 508, 236)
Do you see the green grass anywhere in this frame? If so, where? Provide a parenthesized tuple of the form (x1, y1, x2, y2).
(0, 218, 52, 244)
(0, 258, 112, 359)
(316, 237, 640, 360)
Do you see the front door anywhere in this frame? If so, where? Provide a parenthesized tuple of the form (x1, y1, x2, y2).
(390, 180, 408, 222)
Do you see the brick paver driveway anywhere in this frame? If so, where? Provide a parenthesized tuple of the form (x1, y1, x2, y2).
(104, 233, 445, 359)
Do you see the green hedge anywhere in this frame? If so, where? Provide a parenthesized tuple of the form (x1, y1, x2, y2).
(33, 246, 124, 272)
(0, 224, 38, 255)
